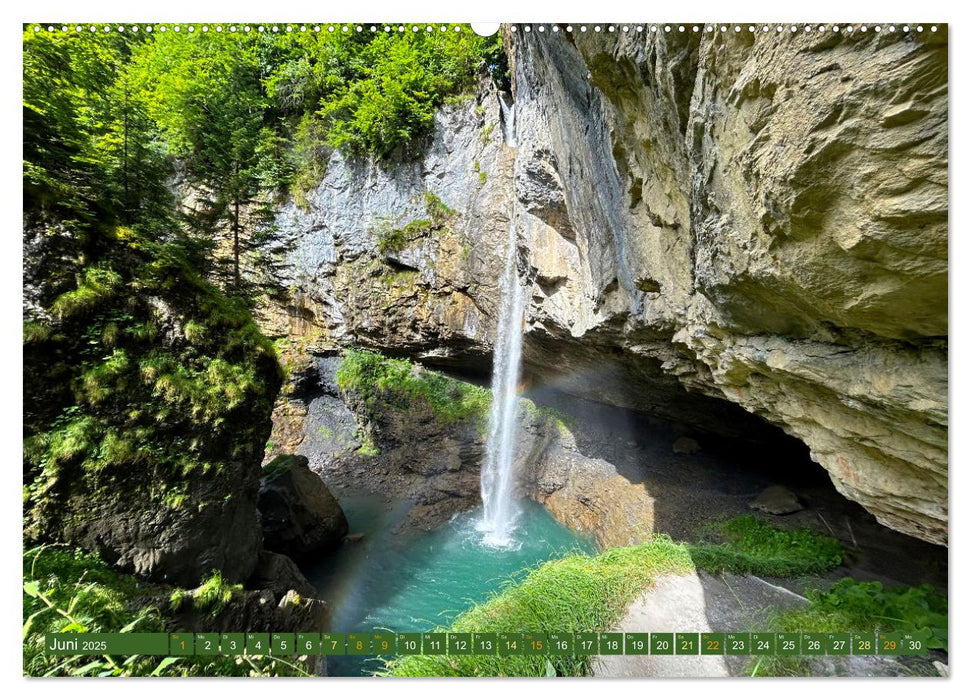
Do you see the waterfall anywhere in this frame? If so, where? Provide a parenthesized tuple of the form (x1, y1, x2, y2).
(479, 218, 526, 547)
(498, 93, 517, 147)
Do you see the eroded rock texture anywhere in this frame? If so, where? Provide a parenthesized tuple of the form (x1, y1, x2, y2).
(265, 28, 947, 544)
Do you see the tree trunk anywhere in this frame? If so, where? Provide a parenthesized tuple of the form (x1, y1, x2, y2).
(233, 197, 241, 289)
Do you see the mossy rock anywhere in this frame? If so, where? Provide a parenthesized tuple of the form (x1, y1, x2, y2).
(23, 227, 282, 586)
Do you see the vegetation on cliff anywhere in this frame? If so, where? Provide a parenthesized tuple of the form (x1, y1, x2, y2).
(336, 348, 490, 427)
(24, 25, 285, 547)
(374, 191, 457, 254)
(23, 235, 280, 534)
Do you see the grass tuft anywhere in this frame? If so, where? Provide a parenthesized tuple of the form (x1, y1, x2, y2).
(169, 570, 242, 618)
(688, 515, 843, 578)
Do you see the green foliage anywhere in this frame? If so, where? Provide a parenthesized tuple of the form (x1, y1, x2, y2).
(23, 545, 309, 677)
(422, 191, 455, 223)
(336, 349, 491, 427)
(522, 400, 577, 432)
(268, 28, 495, 159)
(127, 30, 281, 293)
(24, 26, 283, 539)
(24, 26, 509, 297)
(169, 571, 242, 618)
(356, 436, 381, 457)
(23, 544, 173, 677)
(481, 34, 511, 93)
(688, 516, 844, 578)
(50, 266, 124, 320)
(753, 578, 947, 676)
(385, 537, 694, 677)
(375, 219, 419, 254)
(23, 29, 174, 230)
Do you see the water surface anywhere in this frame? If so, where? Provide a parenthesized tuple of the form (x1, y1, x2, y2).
(306, 493, 595, 676)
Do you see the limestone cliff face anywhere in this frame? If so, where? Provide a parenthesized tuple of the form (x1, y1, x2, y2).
(266, 28, 948, 545)
(261, 74, 511, 368)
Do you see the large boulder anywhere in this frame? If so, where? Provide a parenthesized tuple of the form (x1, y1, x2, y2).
(59, 467, 264, 587)
(259, 455, 349, 560)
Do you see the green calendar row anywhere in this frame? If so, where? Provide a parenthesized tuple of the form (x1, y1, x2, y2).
(46, 631, 931, 657)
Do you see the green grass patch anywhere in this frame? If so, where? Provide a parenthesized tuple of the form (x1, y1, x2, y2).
(384, 537, 694, 677)
(336, 348, 490, 427)
(688, 515, 843, 578)
(422, 191, 455, 225)
(752, 578, 947, 676)
(522, 399, 577, 433)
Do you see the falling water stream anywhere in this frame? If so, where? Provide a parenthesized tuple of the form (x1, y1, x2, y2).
(478, 218, 526, 547)
(478, 92, 524, 546)
(499, 92, 517, 147)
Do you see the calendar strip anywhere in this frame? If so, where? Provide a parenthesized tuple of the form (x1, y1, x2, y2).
(44, 631, 930, 657)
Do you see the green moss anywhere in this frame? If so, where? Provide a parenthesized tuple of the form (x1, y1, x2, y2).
(23, 230, 282, 539)
(478, 170, 488, 186)
(262, 454, 298, 480)
(523, 399, 577, 433)
(374, 191, 456, 255)
(687, 515, 843, 578)
(356, 436, 381, 457)
(422, 191, 455, 224)
(50, 266, 123, 320)
(385, 537, 694, 677)
(480, 123, 495, 142)
(374, 217, 410, 254)
(335, 348, 491, 427)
